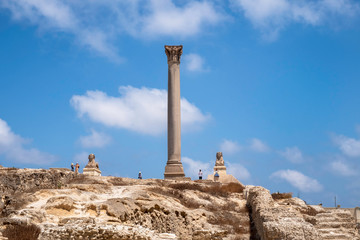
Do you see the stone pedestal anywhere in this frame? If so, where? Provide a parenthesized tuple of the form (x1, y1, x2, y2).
(164, 45, 185, 179)
(83, 167, 101, 176)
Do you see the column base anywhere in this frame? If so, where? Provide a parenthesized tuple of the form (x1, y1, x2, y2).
(164, 163, 185, 179)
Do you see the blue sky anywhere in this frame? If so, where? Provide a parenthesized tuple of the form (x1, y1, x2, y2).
(1, 0, 360, 207)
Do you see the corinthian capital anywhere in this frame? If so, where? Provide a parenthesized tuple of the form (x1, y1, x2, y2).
(165, 45, 183, 64)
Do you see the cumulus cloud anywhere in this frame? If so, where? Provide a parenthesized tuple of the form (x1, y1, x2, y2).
(231, 0, 360, 40)
(0, 0, 121, 61)
(141, 0, 223, 37)
(183, 53, 208, 72)
(220, 139, 241, 155)
(279, 146, 304, 163)
(70, 86, 210, 135)
(271, 169, 323, 192)
(0, 118, 56, 165)
(249, 138, 270, 152)
(332, 134, 360, 157)
(0, 0, 224, 60)
(182, 157, 212, 180)
(330, 160, 357, 177)
(227, 162, 251, 181)
(79, 129, 111, 148)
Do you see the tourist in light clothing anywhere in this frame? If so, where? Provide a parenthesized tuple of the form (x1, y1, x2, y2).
(198, 169, 203, 180)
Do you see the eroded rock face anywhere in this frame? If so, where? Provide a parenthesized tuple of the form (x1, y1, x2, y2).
(245, 186, 360, 240)
(245, 186, 320, 240)
(45, 196, 75, 211)
(1, 168, 359, 240)
(0, 169, 251, 240)
(0, 168, 75, 194)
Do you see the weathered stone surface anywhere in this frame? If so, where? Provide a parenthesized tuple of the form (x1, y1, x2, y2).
(45, 196, 75, 211)
(245, 186, 320, 240)
(1, 168, 359, 240)
(0, 169, 251, 240)
(0, 168, 75, 194)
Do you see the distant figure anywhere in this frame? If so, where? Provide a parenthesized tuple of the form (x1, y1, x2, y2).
(198, 169, 203, 180)
(71, 163, 74, 172)
(75, 162, 80, 174)
(138, 171, 142, 179)
(214, 170, 219, 182)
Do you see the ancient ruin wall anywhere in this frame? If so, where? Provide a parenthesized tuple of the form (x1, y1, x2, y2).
(0, 168, 75, 194)
(245, 186, 320, 240)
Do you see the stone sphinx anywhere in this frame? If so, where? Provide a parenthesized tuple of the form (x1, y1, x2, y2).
(83, 154, 101, 176)
(207, 152, 241, 184)
(215, 152, 225, 166)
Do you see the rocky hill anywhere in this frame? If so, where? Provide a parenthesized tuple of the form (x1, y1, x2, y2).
(0, 167, 359, 240)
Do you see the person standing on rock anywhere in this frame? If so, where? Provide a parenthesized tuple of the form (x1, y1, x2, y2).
(71, 163, 74, 172)
(138, 171, 142, 179)
(198, 169, 203, 180)
(214, 170, 219, 182)
(75, 162, 80, 174)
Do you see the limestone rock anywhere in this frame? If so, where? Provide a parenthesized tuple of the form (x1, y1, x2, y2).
(245, 186, 321, 240)
(1, 168, 359, 240)
(45, 196, 75, 211)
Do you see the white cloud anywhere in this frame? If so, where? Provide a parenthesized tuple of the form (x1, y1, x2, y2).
(356, 125, 360, 135)
(279, 146, 304, 163)
(330, 160, 357, 177)
(227, 162, 251, 181)
(79, 129, 111, 148)
(182, 157, 212, 180)
(70, 86, 210, 135)
(332, 134, 360, 157)
(220, 139, 241, 155)
(0, 0, 121, 62)
(271, 169, 323, 192)
(249, 138, 270, 152)
(73, 151, 89, 166)
(0, 118, 57, 165)
(0, 0, 224, 60)
(183, 54, 208, 72)
(231, 0, 360, 40)
(141, 0, 223, 38)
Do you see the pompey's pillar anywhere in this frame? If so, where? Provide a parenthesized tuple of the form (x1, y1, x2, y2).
(164, 45, 185, 179)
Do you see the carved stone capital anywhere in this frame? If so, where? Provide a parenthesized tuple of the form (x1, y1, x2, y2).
(165, 45, 183, 64)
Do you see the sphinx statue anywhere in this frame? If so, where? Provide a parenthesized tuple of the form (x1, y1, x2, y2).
(85, 154, 99, 169)
(83, 153, 101, 176)
(207, 151, 241, 185)
(215, 152, 225, 166)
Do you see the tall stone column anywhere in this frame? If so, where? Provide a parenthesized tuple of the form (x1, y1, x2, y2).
(164, 45, 185, 179)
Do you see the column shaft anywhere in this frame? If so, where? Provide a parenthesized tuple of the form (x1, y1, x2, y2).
(164, 45, 185, 179)
(168, 62, 181, 163)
